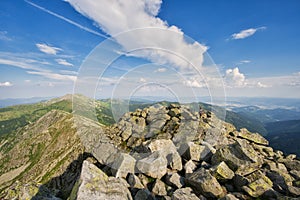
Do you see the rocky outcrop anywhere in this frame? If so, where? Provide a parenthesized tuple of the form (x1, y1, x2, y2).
(2, 102, 300, 199)
(69, 103, 300, 199)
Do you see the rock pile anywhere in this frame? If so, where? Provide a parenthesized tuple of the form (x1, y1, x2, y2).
(70, 103, 300, 199)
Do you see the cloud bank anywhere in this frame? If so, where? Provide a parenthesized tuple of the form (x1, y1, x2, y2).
(65, 0, 207, 70)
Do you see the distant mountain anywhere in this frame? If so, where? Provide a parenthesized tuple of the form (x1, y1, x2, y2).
(0, 97, 54, 108)
(232, 106, 300, 123)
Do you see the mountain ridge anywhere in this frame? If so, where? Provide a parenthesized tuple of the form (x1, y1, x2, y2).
(0, 95, 299, 199)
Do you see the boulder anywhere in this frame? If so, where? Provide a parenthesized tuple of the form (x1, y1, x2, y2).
(134, 189, 155, 200)
(151, 179, 167, 196)
(165, 172, 185, 189)
(234, 170, 273, 198)
(91, 142, 119, 165)
(282, 159, 300, 171)
(235, 163, 261, 176)
(127, 174, 144, 189)
(186, 168, 225, 198)
(179, 142, 212, 162)
(184, 160, 197, 175)
(242, 177, 273, 198)
(235, 138, 263, 164)
(136, 151, 168, 179)
(265, 160, 294, 185)
(148, 139, 182, 170)
(210, 161, 234, 181)
(70, 160, 132, 200)
(211, 144, 250, 171)
(111, 153, 136, 178)
(171, 187, 201, 200)
(235, 128, 268, 145)
(219, 194, 239, 200)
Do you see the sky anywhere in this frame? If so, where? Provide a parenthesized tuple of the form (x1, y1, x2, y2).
(0, 0, 300, 100)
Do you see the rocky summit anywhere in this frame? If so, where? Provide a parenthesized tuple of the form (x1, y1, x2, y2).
(1, 102, 300, 199)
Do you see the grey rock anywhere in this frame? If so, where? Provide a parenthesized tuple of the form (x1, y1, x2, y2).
(290, 170, 300, 180)
(166, 172, 185, 189)
(136, 151, 168, 179)
(238, 170, 273, 198)
(148, 139, 182, 170)
(235, 138, 263, 164)
(282, 159, 300, 171)
(186, 168, 225, 198)
(71, 160, 132, 200)
(171, 187, 201, 200)
(112, 153, 136, 178)
(218, 194, 239, 200)
(91, 142, 119, 165)
(211, 144, 251, 171)
(127, 174, 144, 189)
(151, 179, 167, 196)
(203, 127, 230, 147)
(210, 161, 234, 181)
(184, 160, 197, 175)
(179, 142, 212, 162)
(235, 128, 268, 145)
(134, 189, 155, 200)
(288, 185, 300, 196)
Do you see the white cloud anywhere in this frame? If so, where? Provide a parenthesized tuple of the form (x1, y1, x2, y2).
(66, 0, 207, 70)
(238, 60, 251, 64)
(139, 77, 146, 83)
(225, 67, 246, 87)
(0, 31, 11, 41)
(0, 81, 13, 87)
(36, 43, 62, 55)
(24, 80, 31, 83)
(155, 67, 167, 73)
(27, 71, 76, 81)
(257, 82, 269, 88)
(183, 78, 203, 88)
(55, 59, 74, 66)
(0, 58, 42, 71)
(231, 27, 266, 40)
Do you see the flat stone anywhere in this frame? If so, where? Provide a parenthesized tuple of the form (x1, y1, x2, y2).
(235, 128, 268, 145)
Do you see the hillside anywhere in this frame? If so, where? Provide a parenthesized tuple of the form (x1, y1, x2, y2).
(265, 120, 300, 156)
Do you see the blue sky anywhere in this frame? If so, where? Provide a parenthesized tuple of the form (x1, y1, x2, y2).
(0, 0, 300, 99)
